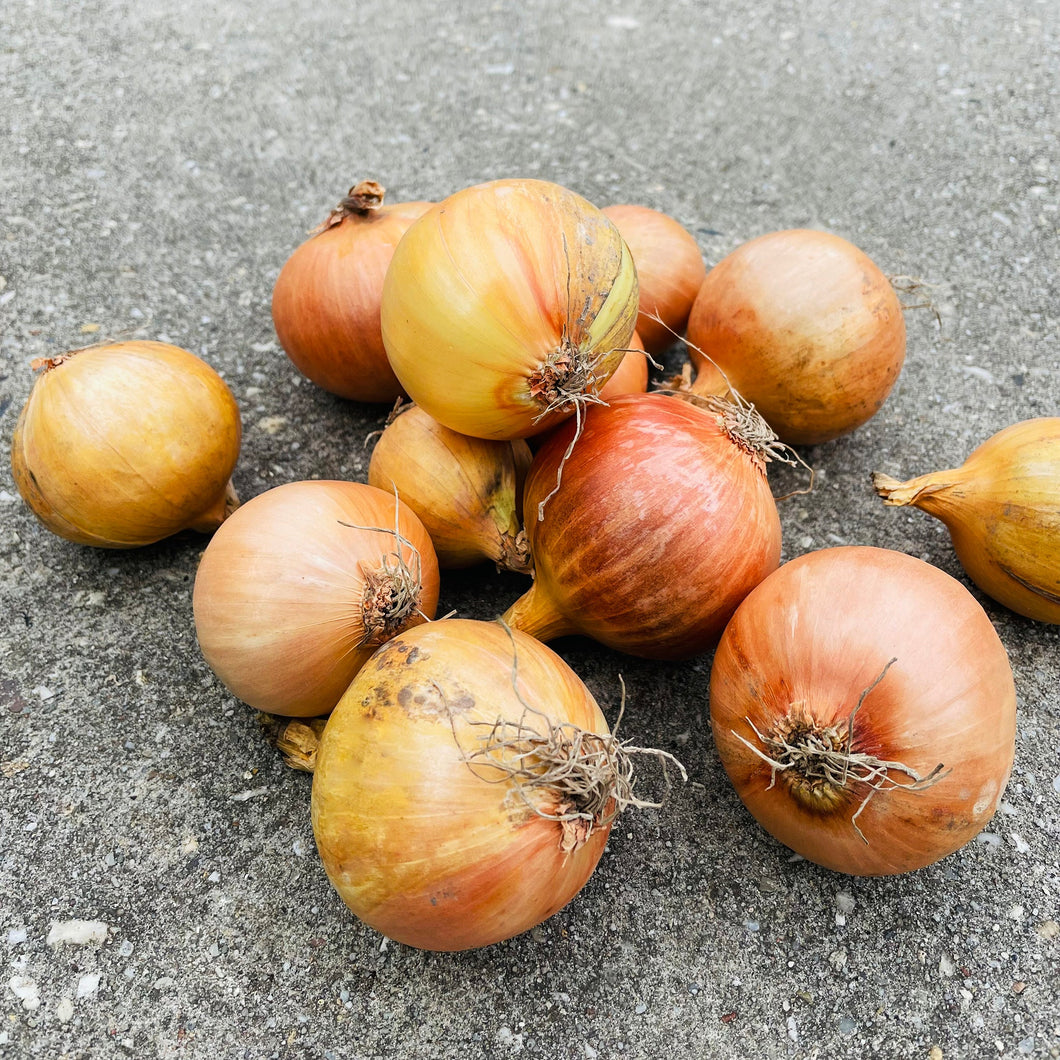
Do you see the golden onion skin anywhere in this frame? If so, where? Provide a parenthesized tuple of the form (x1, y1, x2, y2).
(874, 417, 1060, 623)
(710, 547, 1017, 876)
(380, 178, 639, 440)
(367, 404, 532, 573)
(11, 341, 241, 547)
(686, 229, 906, 445)
(192, 480, 440, 718)
(311, 619, 612, 952)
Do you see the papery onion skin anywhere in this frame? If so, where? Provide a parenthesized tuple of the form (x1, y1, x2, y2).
(272, 181, 432, 402)
(367, 404, 533, 573)
(380, 178, 639, 440)
(311, 619, 612, 951)
(874, 418, 1060, 624)
(503, 392, 782, 659)
(685, 229, 906, 445)
(598, 332, 649, 401)
(193, 480, 439, 718)
(10, 341, 241, 548)
(709, 546, 1016, 876)
(602, 204, 706, 355)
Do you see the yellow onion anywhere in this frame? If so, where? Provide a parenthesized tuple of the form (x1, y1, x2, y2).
(685, 229, 906, 445)
(193, 480, 439, 717)
(271, 180, 433, 402)
(380, 178, 639, 440)
(710, 546, 1016, 875)
(10, 341, 241, 548)
(601, 204, 706, 355)
(503, 392, 782, 659)
(873, 418, 1060, 623)
(367, 404, 532, 573)
(311, 618, 679, 951)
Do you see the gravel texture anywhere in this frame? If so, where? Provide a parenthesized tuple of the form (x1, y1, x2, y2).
(1, 1, 1058, 1057)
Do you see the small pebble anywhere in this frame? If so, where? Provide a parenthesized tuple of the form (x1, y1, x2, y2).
(635, 1002, 647, 1014)
(76, 973, 100, 998)
(839, 1016, 857, 1035)
(7, 975, 40, 1010)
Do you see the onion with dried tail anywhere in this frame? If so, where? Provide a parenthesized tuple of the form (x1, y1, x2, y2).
(380, 178, 639, 440)
(873, 417, 1060, 623)
(11, 341, 241, 548)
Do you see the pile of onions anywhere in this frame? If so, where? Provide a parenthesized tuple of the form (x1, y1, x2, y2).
(10, 341, 241, 548)
(271, 181, 432, 402)
(685, 229, 906, 445)
(367, 403, 533, 573)
(193, 480, 439, 717)
(710, 546, 1016, 875)
(601, 204, 706, 355)
(503, 391, 782, 659)
(311, 618, 675, 951)
(874, 417, 1060, 623)
(380, 178, 639, 440)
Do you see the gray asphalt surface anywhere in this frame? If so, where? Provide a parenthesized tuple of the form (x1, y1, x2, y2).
(1, 1, 1058, 1057)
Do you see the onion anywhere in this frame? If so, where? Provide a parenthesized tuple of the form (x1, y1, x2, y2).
(598, 331, 649, 401)
(601, 204, 706, 355)
(380, 178, 639, 440)
(709, 546, 1016, 875)
(271, 181, 432, 402)
(503, 392, 782, 659)
(873, 417, 1060, 623)
(367, 403, 533, 573)
(193, 480, 440, 717)
(685, 229, 906, 445)
(311, 618, 681, 951)
(10, 341, 241, 548)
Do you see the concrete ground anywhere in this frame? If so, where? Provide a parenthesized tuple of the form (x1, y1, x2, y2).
(1, 0, 1058, 1057)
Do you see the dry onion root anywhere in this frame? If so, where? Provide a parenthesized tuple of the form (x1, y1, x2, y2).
(709, 546, 1017, 875)
(10, 340, 241, 548)
(367, 402, 533, 574)
(684, 229, 906, 445)
(271, 180, 433, 402)
(380, 178, 639, 440)
(873, 417, 1060, 623)
(310, 619, 685, 951)
(192, 480, 440, 718)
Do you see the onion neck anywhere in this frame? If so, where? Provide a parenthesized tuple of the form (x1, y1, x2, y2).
(321, 179, 386, 230)
(872, 470, 960, 516)
(501, 581, 579, 642)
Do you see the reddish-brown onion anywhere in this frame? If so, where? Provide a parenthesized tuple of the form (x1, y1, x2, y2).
(602, 204, 707, 355)
(503, 392, 782, 659)
(710, 546, 1016, 875)
(271, 181, 432, 402)
(193, 480, 440, 717)
(685, 229, 906, 445)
